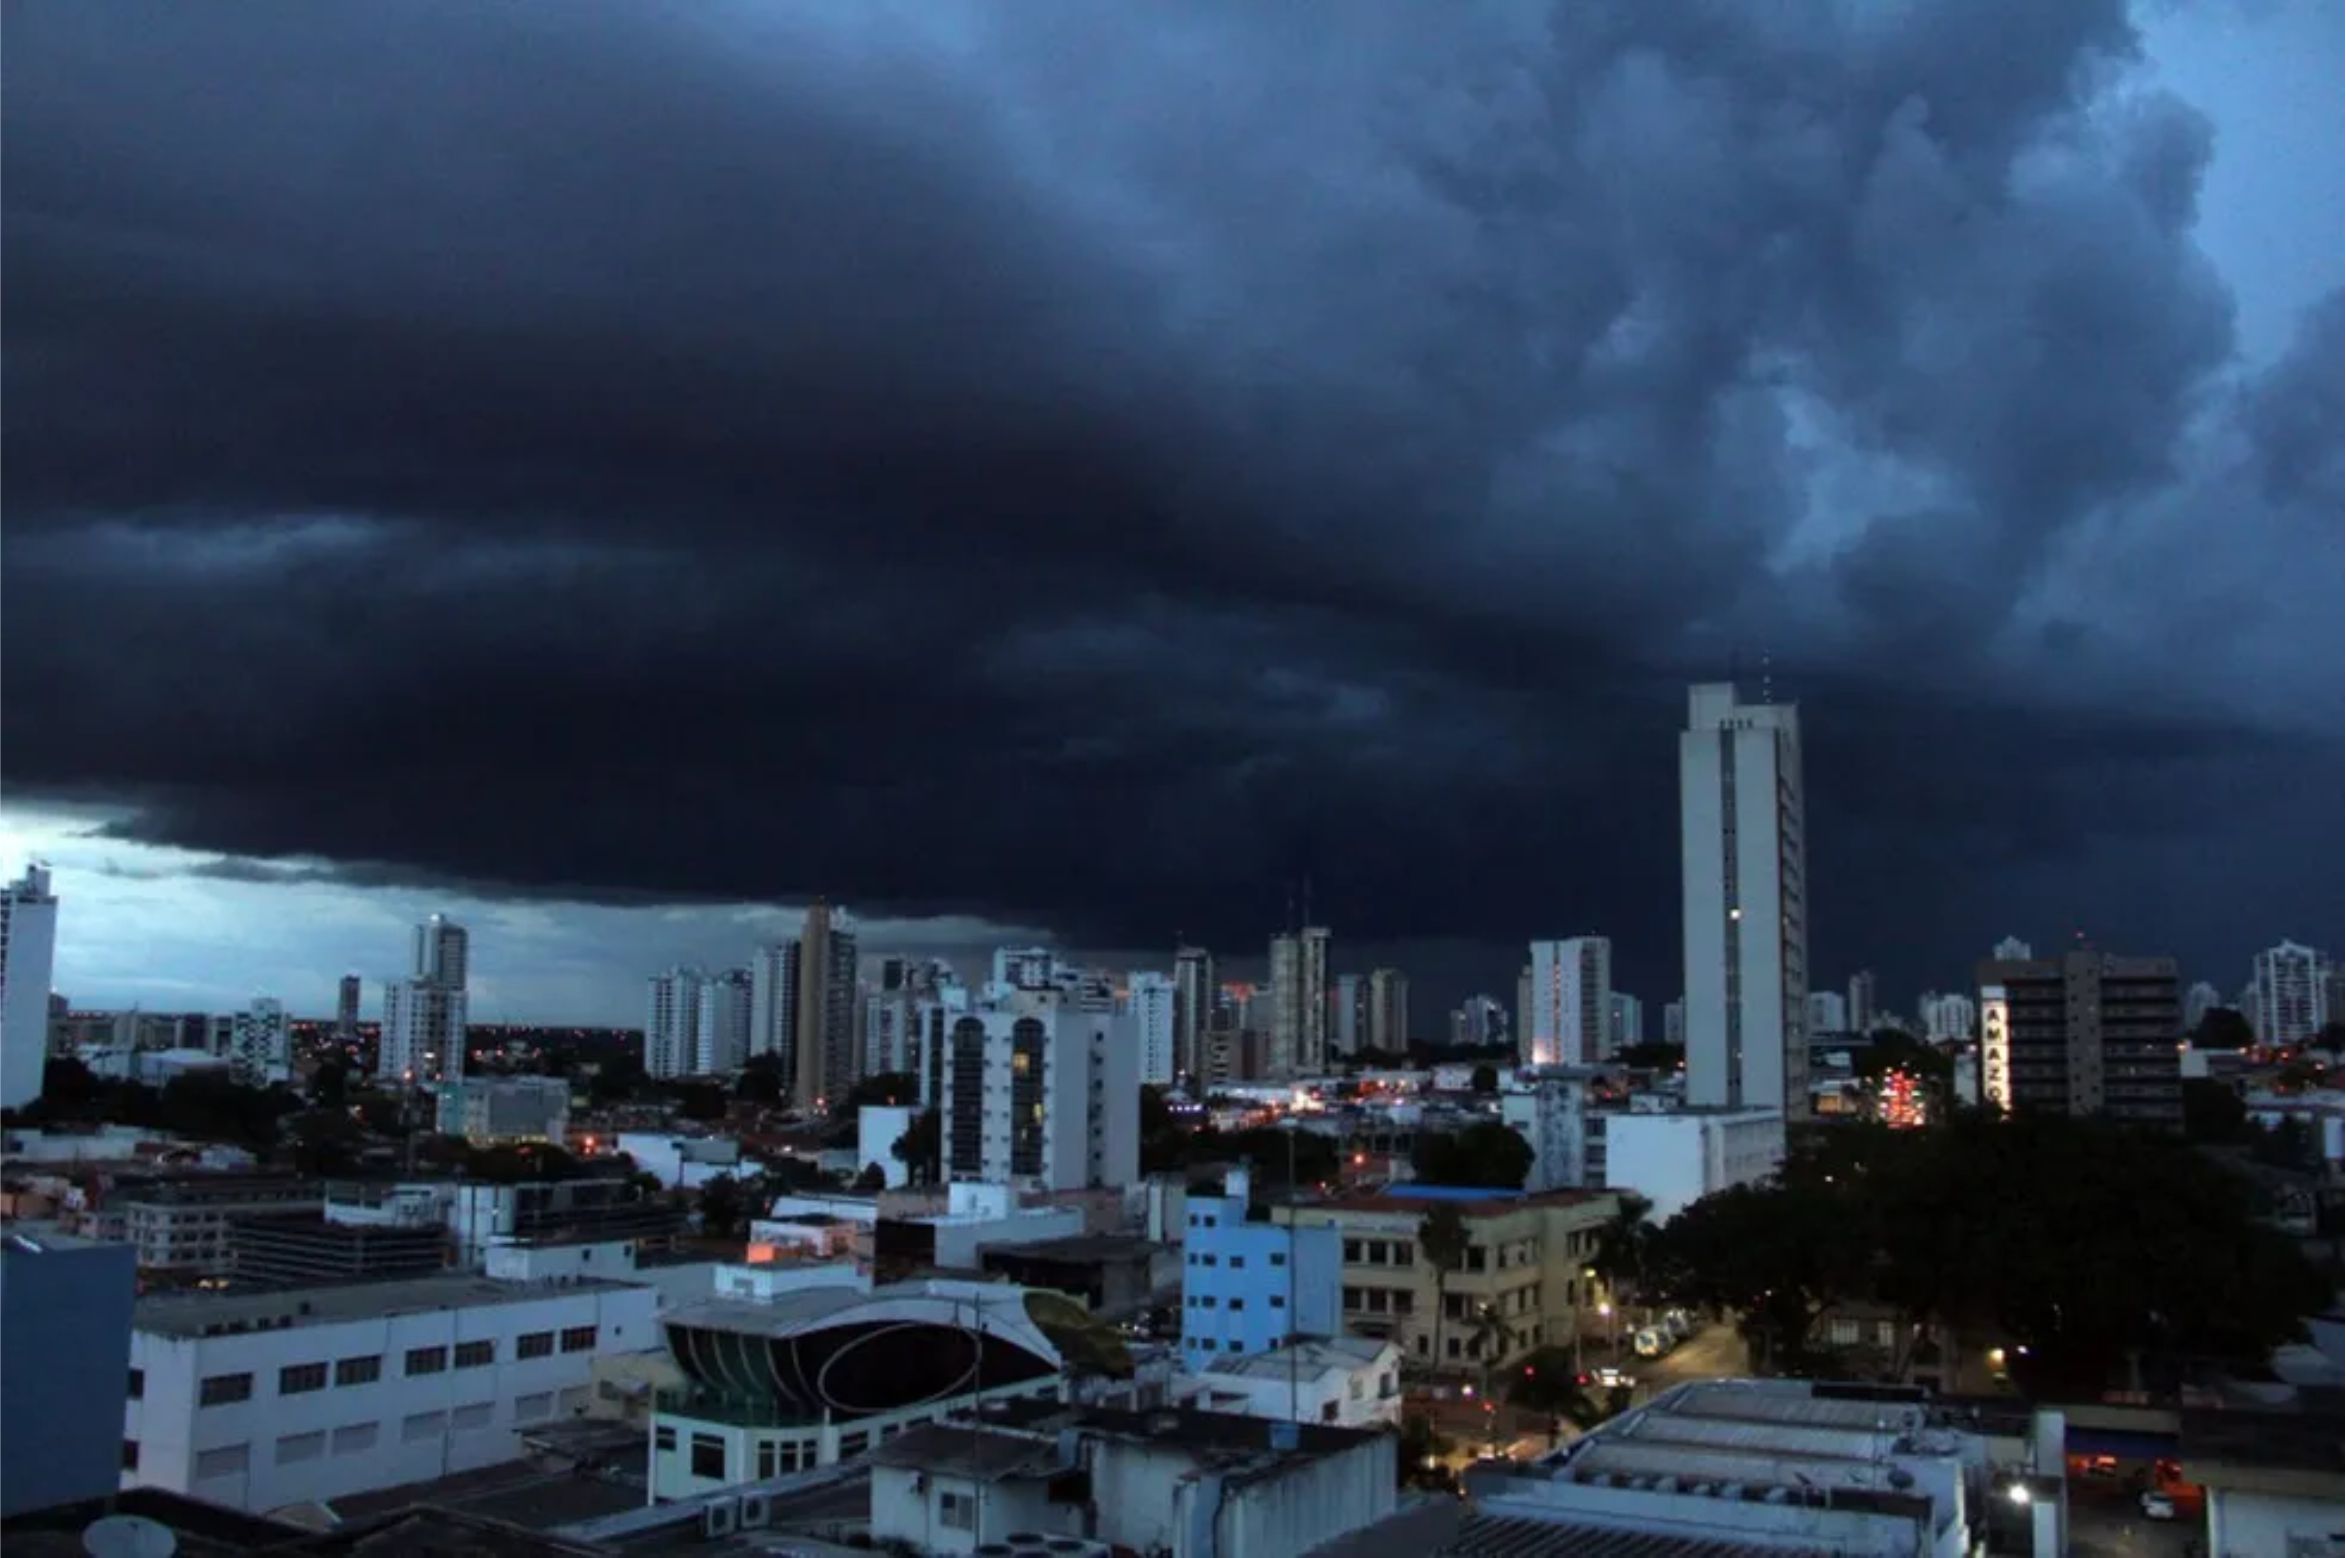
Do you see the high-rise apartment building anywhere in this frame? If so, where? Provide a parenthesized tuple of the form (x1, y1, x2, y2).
(1917, 991, 1976, 1042)
(1515, 965, 1533, 1058)
(991, 946, 1057, 992)
(1663, 999, 1684, 1049)
(1847, 971, 1877, 1036)
(695, 968, 754, 1075)
(938, 995, 1139, 1190)
(1806, 990, 1848, 1035)
(334, 974, 362, 1042)
(1127, 970, 1177, 1086)
(380, 913, 468, 1082)
(227, 997, 292, 1086)
(1608, 991, 1644, 1051)
(644, 967, 704, 1079)
(1172, 946, 1215, 1084)
(1680, 682, 1810, 1117)
(1993, 936, 2033, 962)
(2250, 940, 2334, 1047)
(1366, 968, 1410, 1055)
(1328, 973, 1364, 1059)
(1266, 926, 1331, 1076)
(1524, 938, 1611, 1068)
(1, 865, 60, 1111)
(1977, 949, 2182, 1126)
(749, 940, 797, 1073)
(1453, 995, 1506, 1048)
(792, 901, 859, 1111)
(2183, 980, 2222, 1033)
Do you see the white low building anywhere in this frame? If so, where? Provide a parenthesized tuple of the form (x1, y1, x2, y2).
(1173, 1336, 1403, 1429)
(435, 1076, 571, 1145)
(856, 1104, 917, 1188)
(1593, 1105, 1784, 1221)
(615, 1131, 742, 1191)
(915, 1181, 1085, 1270)
(123, 1273, 659, 1513)
(1500, 1072, 1594, 1192)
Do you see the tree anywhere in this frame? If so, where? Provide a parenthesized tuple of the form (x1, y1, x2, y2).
(1396, 1413, 1456, 1491)
(1616, 1042, 1685, 1072)
(2182, 1079, 2249, 1142)
(1419, 1204, 1471, 1372)
(1413, 1122, 1533, 1189)
(285, 1108, 365, 1177)
(833, 1072, 918, 1115)
(697, 1173, 747, 1237)
(1590, 1193, 1653, 1307)
(2313, 1022, 2344, 1054)
(853, 1162, 889, 1192)
(1509, 1346, 1630, 1431)
(892, 1109, 941, 1185)
(669, 1081, 729, 1122)
(310, 1061, 350, 1109)
(2193, 1007, 2255, 1051)
(589, 1052, 648, 1106)
(1468, 1063, 1498, 1095)
(1645, 1178, 1876, 1375)
(1468, 1301, 1512, 1445)
(735, 1054, 788, 1106)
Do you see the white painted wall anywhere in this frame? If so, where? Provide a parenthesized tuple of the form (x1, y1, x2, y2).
(2207, 1486, 2343, 1558)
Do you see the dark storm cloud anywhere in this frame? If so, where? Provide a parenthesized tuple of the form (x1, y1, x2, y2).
(6, 0, 2338, 1005)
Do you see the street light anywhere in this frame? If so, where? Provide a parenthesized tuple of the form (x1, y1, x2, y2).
(2006, 1483, 2032, 1506)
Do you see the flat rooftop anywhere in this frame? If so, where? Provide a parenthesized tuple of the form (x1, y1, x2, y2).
(136, 1273, 641, 1337)
(1282, 1186, 1617, 1218)
(979, 1233, 1162, 1263)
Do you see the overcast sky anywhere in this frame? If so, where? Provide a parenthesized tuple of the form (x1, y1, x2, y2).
(5, 1, 2338, 1026)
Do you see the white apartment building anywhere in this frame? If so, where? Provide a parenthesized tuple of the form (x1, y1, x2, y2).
(939, 998, 1139, 1192)
(1595, 1107, 1784, 1221)
(1501, 1074, 1593, 1193)
(2183, 980, 2223, 1032)
(2251, 939, 2334, 1046)
(2, 864, 60, 1111)
(1267, 927, 1331, 1077)
(1993, 936, 2033, 961)
(1806, 989, 1848, 1035)
(1847, 970, 1877, 1035)
(435, 1076, 571, 1144)
(1680, 683, 1809, 1117)
(1174, 1337, 1403, 1429)
(1525, 938, 1611, 1068)
(1126, 971, 1177, 1086)
(695, 969, 753, 1075)
(860, 985, 913, 1078)
(992, 946, 1058, 991)
(1172, 946, 1215, 1084)
(1662, 999, 1684, 1048)
(1366, 968, 1409, 1054)
(380, 914, 470, 1083)
(644, 967, 705, 1079)
(1918, 991, 1976, 1043)
(1607, 991, 1644, 1051)
(748, 941, 796, 1070)
(226, 998, 291, 1087)
(123, 1274, 659, 1512)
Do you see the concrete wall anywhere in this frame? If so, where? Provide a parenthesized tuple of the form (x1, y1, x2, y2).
(2207, 1486, 2343, 1558)
(0, 1235, 136, 1517)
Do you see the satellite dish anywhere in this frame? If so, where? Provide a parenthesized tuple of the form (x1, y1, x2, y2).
(82, 1515, 178, 1558)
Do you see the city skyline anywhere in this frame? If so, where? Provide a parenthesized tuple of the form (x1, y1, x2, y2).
(4, 4, 2340, 1031)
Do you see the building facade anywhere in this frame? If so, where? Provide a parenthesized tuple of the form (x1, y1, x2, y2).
(1847, 970, 1877, 1035)
(1127, 971, 1177, 1086)
(1806, 989, 1848, 1035)
(434, 1076, 571, 1144)
(1, 1232, 135, 1518)
(1977, 949, 2183, 1126)
(1329, 974, 1364, 1060)
(379, 913, 469, 1083)
(1523, 939, 1611, 1069)
(1917, 991, 1977, 1043)
(1266, 927, 1331, 1077)
(1501, 1074, 1592, 1193)
(2250, 939, 2334, 1046)
(1366, 969, 1409, 1056)
(939, 998, 1139, 1192)
(226, 997, 292, 1087)
(1594, 1107, 1785, 1221)
(118, 1178, 327, 1273)
(1607, 991, 1644, 1051)
(1172, 945, 1215, 1085)
(334, 975, 362, 1043)
(792, 901, 859, 1112)
(644, 967, 704, 1080)
(1179, 1167, 1341, 1365)
(1176, 1336, 1403, 1428)
(1680, 683, 1810, 1117)
(122, 1275, 658, 1512)
(1, 864, 60, 1111)
(695, 967, 753, 1075)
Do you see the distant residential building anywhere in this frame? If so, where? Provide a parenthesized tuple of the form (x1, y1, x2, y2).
(1329, 973, 1365, 1059)
(123, 1274, 657, 1512)
(1847, 970, 1878, 1035)
(227, 1214, 448, 1288)
(2250, 939, 2334, 1047)
(2183, 980, 2223, 1033)
(857, 1104, 917, 1188)
(379, 913, 468, 1083)
(1681, 683, 1810, 1118)
(792, 900, 859, 1112)
(1172, 945, 1215, 1084)
(1176, 1336, 1403, 1428)
(1525, 938, 1611, 1068)
(226, 997, 292, 1087)
(858, 982, 913, 1079)
(694, 968, 753, 1075)
(938, 996, 1138, 1192)
(1917, 991, 1976, 1043)
(1994, 935, 2033, 961)
(643, 967, 705, 1080)
(116, 1178, 326, 1274)
(1516, 965, 1533, 1058)
(1366, 968, 1410, 1054)
(1662, 999, 1684, 1048)
(1127, 971, 1177, 1086)
(1, 1231, 135, 1518)
(1266, 926, 1331, 1077)
(992, 945, 1057, 991)
(2, 864, 61, 1111)
(1607, 991, 1644, 1051)
(333, 974, 362, 1043)
(748, 940, 795, 1073)
(1978, 949, 2183, 1126)
(434, 1075, 571, 1144)
(1593, 1107, 1786, 1221)
(1806, 990, 1848, 1035)
(1179, 1166, 1339, 1366)
(1501, 1073, 1591, 1193)
(1452, 995, 1507, 1048)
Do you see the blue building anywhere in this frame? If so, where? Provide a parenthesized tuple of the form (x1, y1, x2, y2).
(0, 1231, 136, 1517)
(1179, 1166, 1340, 1366)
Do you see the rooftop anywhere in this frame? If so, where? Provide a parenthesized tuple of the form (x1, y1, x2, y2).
(1281, 1186, 1617, 1219)
(1208, 1335, 1396, 1383)
(973, 1397, 1385, 1468)
(1439, 1512, 1834, 1558)
(135, 1272, 640, 1337)
(868, 1423, 1068, 1482)
(979, 1233, 1163, 1264)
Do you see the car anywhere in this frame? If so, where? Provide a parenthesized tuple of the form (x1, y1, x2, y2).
(2139, 1490, 2177, 1521)
(1592, 1365, 1634, 1389)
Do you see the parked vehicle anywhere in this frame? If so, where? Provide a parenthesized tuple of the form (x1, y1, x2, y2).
(1593, 1365, 1635, 1390)
(1632, 1326, 1676, 1359)
(2139, 1490, 2178, 1521)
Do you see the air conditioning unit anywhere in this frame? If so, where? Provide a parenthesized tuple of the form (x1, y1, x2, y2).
(738, 1492, 772, 1529)
(701, 1497, 739, 1538)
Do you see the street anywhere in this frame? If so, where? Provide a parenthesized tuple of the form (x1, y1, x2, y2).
(1638, 1320, 1748, 1386)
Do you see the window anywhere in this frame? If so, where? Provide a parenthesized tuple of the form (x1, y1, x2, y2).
(277, 1431, 326, 1465)
(277, 1362, 326, 1395)
(335, 1355, 382, 1387)
(332, 1422, 379, 1456)
(451, 1402, 494, 1431)
(560, 1325, 598, 1353)
(1228, 1298, 1245, 1312)
(1367, 1241, 1388, 1266)
(1187, 1213, 1199, 1227)
(690, 1433, 726, 1480)
(122, 1440, 139, 1471)
(1269, 1251, 1287, 1267)
(841, 1429, 870, 1456)
(514, 1392, 554, 1424)
(515, 1331, 555, 1360)
(1200, 1254, 1218, 1267)
(402, 1411, 446, 1443)
(454, 1340, 495, 1369)
(1394, 1242, 1414, 1265)
(128, 1369, 144, 1401)
(560, 1385, 590, 1414)
(655, 1426, 678, 1451)
(1343, 1239, 1363, 1263)
(1270, 1294, 1286, 1309)
(405, 1346, 448, 1376)
(1229, 1255, 1245, 1269)
(1199, 1295, 1217, 1309)
(940, 1490, 976, 1531)
(1464, 1247, 1487, 1272)
(1828, 1318, 1860, 1346)
(199, 1372, 254, 1407)
(757, 1441, 781, 1478)
(1393, 1291, 1414, 1315)
(194, 1444, 250, 1479)
(1446, 1336, 1461, 1359)
(1321, 1400, 1340, 1422)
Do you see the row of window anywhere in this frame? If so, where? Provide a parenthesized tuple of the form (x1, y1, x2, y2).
(1181, 1335, 1251, 1354)
(1340, 1237, 1416, 1267)
(1341, 1286, 1416, 1315)
(131, 1390, 591, 1476)
(1183, 1250, 1288, 1270)
(194, 1328, 598, 1408)
(1183, 1293, 1286, 1312)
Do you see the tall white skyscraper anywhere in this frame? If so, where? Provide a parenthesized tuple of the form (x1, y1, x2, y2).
(1524, 937, 1612, 1067)
(1172, 945, 1215, 1084)
(1608, 990, 1645, 1051)
(749, 941, 797, 1071)
(227, 997, 292, 1086)
(695, 968, 754, 1074)
(335, 974, 363, 1042)
(1367, 968, 1410, 1054)
(1806, 990, 1848, 1035)
(938, 996, 1139, 1190)
(1127, 971, 1177, 1085)
(1, 865, 60, 1110)
(991, 946, 1057, 993)
(1662, 999, 1685, 1049)
(1846, 971, 1877, 1036)
(1329, 973, 1364, 1058)
(2250, 940, 2334, 1046)
(1266, 926, 1331, 1076)
(1680, 682, 1810, 1117)
(644, 967, 705, 1079)
(792, 901, 859, 1110)
(1918, 991, 1976, 1042)
(380, 912, 468, 1082)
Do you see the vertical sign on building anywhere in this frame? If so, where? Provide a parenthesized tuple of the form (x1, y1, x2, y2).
(1980, 986, 2010, 1113)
